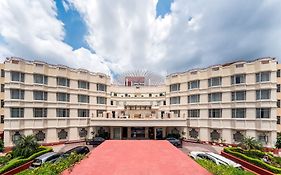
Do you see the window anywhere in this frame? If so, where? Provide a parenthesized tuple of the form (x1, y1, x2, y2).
(163, 100, 166, 105)
(33, 91, 48, 101)
(208, 77, 222, 87)
(11, 108, 24, 118)
(97, 110, 105, 117)
(210, 130, 220, 141)
(189, 128, 199, 139)
(0, 115, 4, 123)
(208, 109, 222, 118)
(188, 109, 200, 118)
(278, 100, 281, 108)
(56, 108, 70, 117)
(10, 89, 24, 99)
(258, 132, 268, 144)
(11, 71, 25, 82)
(278, 84, 281, 92)
(231, 91, 246, 101)
(188, 94, 200, 103)
(97, 97, 106, 104)
(256, 72, 270, 82)
(57, 77, 70, 87)
(97, 83, 107, 91)
(277, 116, 281, 124)
(231, 74, 245, 84)
(1, 84, 4, 92)
(277, 70, 281, 77)
(170, 83, 180, 92)
(236, 64, 244, 68)
(79, 128, 88, 138)
(1, 100, 4, 108)
(111, 100, 114, 105)
(188, 80, 200, 89)
(33, 74, 48, 84)
(78, 80, 89, 89)
(33, 108, 47, 117)
(58, 129, 68, 140)
(256, 108, 270, 118)
(57, 92, 70, 102)
(232, 108, 246, 118)
(35, 131, 46, 141)
(233, 131, 244, 142)
(208, 93, 222, 102)
(78, 94, 89, 103)
(171, 110, 180, 117)
(170, 96, 180, 104)
(78, 109, 89, 117)
(256, 89, 271, 100)
(1, 69, 4, 77)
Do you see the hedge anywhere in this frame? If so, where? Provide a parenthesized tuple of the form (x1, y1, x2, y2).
(196, 158, 254, 175)
(17, 153, 85, 175)
(0, 146, 53, 174)
(224, 147, 281, 174)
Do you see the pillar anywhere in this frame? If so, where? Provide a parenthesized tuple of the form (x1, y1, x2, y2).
(145, 127, 149, 139)
(162, 127, 166, 138)
(128, 127, 131, 139)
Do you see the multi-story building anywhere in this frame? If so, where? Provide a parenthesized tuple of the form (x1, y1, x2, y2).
(276, 64, 281, 132)
(1, 57, 278, 147)
(0, 63, 4, 140)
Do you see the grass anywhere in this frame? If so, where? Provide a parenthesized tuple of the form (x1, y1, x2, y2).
(196, 159, 254, 175)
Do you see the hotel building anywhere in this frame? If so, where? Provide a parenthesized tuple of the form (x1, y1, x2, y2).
(0, 57, 278, 147)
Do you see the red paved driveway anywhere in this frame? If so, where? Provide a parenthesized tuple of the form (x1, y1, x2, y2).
(62, 140, 211, 175)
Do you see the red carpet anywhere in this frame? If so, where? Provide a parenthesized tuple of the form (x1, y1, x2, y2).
(62, 140, 211, 175)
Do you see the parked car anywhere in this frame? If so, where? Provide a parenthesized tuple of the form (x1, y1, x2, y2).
(29, 152, 61, 169)
(61, 146, 90, 158)
(166, 137, 182, 147)
(189, 151, 243, 169)
(86, 137, 105, 146)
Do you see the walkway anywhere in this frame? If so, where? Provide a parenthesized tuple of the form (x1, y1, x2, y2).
(62, 140, 211, 175)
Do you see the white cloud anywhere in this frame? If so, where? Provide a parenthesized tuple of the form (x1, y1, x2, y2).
(0, 0, 110, 75)
(69, 0, 281, 74)
(0, 0, 281, 76)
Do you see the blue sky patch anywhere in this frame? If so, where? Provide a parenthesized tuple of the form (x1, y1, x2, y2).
(55, 0, 90, 50)
(156, 0, 174, 18)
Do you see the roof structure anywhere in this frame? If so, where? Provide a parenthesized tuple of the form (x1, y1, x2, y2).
(62, 140, 211, 175)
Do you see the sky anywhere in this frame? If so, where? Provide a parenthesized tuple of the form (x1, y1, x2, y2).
(0, 0, 281, 76)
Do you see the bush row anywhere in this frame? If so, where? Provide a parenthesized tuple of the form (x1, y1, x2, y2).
(224, 147, 281, 174)
(0, 146, 52, 174)
(196, 158, 254, 175)
(17, 153, 84, 175)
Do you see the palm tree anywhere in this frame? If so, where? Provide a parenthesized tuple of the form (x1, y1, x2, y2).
(238, 136, 262, 150)
(12, 135, 39, 158)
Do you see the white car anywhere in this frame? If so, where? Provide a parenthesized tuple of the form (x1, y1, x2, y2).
(189, 151, 243, 169)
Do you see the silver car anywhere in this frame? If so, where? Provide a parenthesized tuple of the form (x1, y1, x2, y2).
(29, 152, 61, 169)
(189, 151, 243, 169)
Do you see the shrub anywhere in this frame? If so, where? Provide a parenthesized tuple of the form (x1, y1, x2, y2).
(12, 135, 39, 158)
(276, 134, 281, 149)
(0, 146, 52, 174)
(0, 140, 4, 152)
(196, 159, 254, 175)
(224, 147, 281, 174)
(238, 137, 262, 150)
(18, 153, 84, 175)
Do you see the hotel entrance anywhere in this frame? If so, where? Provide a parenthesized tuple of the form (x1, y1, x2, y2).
(131, 127, 145, 139)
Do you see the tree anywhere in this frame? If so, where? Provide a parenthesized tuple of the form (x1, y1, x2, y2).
(0, 139, 4, 152)
(275, 134, 281, 148)
(238, 136, 262, 150)
(12, 135, 39, 158)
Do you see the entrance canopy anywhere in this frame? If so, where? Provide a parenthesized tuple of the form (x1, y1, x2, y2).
(62, 140, 211, 175)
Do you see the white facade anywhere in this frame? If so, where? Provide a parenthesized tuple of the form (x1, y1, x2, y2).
(2, 57, 277, 147)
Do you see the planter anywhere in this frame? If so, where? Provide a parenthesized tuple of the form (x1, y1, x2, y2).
(2, 160, 32, 175)
(221, 151, 275, 175)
